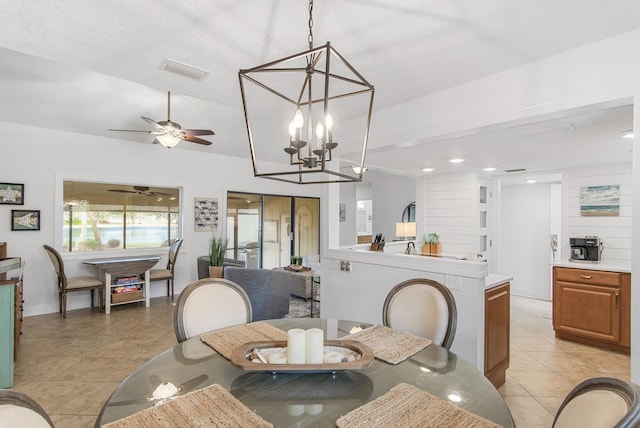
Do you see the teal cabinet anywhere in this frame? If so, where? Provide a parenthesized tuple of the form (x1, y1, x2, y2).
(0, 282, 15, 388)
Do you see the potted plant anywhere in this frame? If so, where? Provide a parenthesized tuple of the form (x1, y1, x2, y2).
(208, 234, 228, 278)
(423, 232, 441, 255)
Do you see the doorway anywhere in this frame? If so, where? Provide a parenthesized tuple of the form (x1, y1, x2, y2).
(227, 192, 320, 269)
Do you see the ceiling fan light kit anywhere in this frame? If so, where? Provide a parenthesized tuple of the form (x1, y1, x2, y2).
(238, 0, 374, 184)
(109, 91, 214, 148)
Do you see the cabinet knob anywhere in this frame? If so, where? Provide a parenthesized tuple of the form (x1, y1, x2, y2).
(579, 275, 592, 279)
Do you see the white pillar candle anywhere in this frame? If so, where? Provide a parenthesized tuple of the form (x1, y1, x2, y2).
(323, 351, 343, 364)
(305, 328, 324, 364)
(268, 353, 287, 364)
(287, 328, 306, 364)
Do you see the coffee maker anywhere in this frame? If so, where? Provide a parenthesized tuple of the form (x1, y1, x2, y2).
(569, 236, 603, 263)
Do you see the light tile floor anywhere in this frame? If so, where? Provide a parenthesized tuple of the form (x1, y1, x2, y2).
(500, 295, 630, 428)
(9, 295, 631, 427)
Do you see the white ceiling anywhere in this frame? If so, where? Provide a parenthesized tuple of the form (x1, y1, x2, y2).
(0, 1, 638, 179)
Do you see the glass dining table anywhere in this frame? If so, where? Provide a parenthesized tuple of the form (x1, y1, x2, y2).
(96, 318, 515, 427)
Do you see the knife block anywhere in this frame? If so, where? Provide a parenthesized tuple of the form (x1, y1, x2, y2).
(369, 243, 383, 251)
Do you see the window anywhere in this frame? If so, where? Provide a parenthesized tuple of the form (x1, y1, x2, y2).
(62, 181, 180, 252)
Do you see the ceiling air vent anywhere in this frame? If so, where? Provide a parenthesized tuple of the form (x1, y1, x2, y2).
(159, 58, 211, 81)
(504, 168, 526, 173)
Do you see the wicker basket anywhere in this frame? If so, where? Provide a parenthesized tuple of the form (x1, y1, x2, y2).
(111, 289, 144, 304)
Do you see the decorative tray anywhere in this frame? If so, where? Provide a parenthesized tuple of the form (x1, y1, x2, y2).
(230, 340, 374, 373)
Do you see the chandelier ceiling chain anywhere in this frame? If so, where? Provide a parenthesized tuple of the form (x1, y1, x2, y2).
(308, 0, 314, 50)
(238, 0, 375, 184)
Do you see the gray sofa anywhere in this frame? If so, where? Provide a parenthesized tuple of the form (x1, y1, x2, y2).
(223, 266, 292, 321)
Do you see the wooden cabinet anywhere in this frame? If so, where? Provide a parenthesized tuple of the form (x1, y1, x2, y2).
(485, 282, 510, 388)
(553, 266, 630, 353)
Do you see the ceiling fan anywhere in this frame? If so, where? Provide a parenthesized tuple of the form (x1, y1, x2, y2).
(109, 91, 214, 148)
(107, 186, 171, 196)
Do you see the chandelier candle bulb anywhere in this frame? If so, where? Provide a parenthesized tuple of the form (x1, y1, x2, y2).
(287, 328, 306, 364)
(326, 114, 333, 142)
(305, 328, 324, 364)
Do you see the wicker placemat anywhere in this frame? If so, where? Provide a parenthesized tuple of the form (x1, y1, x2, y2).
(343, 325, 431, 364)
(336, 383, 501, 428)
(103, 383, 272, 428)
(200, 322, 288, 359)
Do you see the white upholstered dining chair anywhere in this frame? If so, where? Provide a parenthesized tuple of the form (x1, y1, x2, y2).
(173, 278, 252, 343)
(553, 377, 640, 428)
(382, 278, 457, 349)
(148, 238, 183, 301)
(0, 389, 54, 428)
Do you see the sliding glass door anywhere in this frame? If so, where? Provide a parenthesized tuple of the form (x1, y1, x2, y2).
(227, 192, 320, 269)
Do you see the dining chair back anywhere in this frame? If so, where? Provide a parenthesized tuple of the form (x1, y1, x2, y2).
(42, 244, 104, 318)
(553, 377, 640, 428)
(174, 278, 252, 343)
(0, 389, 54, 427)
(149, 238, 183, 301)
(382, 278, 457, 349)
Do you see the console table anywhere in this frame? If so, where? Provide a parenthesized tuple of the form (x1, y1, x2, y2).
(84, 255, 160, 314)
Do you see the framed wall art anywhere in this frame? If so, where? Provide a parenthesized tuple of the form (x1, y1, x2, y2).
(0, 183, 24, 205)
(580, 185, 620, 217)
(11, 209, 40, 231)
(194, 197, 219, 232)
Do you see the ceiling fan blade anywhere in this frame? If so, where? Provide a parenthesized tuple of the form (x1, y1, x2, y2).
(107, 189, 137, 194)
(109, 128, 154, 133)
(182, 135, 213, 146)
(183, 129, 215, 136)
(141, 116, 165, 131)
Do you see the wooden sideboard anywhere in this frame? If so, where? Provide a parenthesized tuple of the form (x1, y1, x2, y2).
(553, 266, 630, 353)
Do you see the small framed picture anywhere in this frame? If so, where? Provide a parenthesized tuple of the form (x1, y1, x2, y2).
(0, 183, 24, 205)
(11, 210, 40, 231)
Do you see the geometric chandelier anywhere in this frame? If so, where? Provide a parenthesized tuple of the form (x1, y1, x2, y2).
(238, 0, 375, 184)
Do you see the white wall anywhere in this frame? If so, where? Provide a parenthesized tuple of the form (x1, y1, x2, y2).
(562, 163, 632, 267)
(0, 122, 320, 316)
(421, 172, 482, 258)
(339, 171, 415, 246)
(500, 182, 554, 299)
(369, 171, 415, 242)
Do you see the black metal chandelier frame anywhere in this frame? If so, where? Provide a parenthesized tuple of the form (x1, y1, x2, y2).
(238, 1, 374, 185)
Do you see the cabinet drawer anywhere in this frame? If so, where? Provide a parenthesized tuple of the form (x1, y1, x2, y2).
(554, 267, 620, 287)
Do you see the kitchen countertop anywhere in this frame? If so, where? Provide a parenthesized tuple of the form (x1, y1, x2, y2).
(551, 261, 631, 273)
(485, 274, 513, 290)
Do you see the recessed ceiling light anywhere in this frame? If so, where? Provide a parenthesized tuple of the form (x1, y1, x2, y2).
(483, 167, 497, 172)
(622, 130, 634, 139)
(421, 167, 434, 172)
(449, 158, 464, 163)
(526, 179, 537, 184)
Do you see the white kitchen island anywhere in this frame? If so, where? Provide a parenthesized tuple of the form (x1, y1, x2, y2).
(320, 241, 512, 373)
